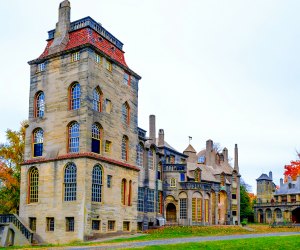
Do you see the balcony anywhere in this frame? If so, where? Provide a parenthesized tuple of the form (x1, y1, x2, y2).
(179, 181, 212, 191)
(254, 201, 300, 208)
(163, 164, 186, 172)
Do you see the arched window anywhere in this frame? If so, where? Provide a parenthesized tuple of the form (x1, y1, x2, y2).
(148, 148, 155, 170)
(276, 208, 282, 219)
(194, 169, 200, 182)
(121, 179, 127, 205)
(91, 123, 102, 154)
(121, 135, 129, 161)
(92, 165, 103, 202)
(122, 102, 130, 125)
(28, 167, 39, 203)
(33, 128, 43, 157)
(64, 163, 77, 201)
(34, 91, 45, 118)
(128, 180, 132, 206)
(68, 122, 79, 153)
(93, 87, 103, 112)
(136, 143, 144, 167)
(69, 83, 81, 110)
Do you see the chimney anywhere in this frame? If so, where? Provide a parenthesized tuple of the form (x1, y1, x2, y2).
(269, 171, 273, 180)
(222, 147, 228, 163)
(49, 0, 71, 54)
(234, 144, 239, 172)
(205, 139, 213, 166)
(149, 115, 156, 143)
(280, 178, 283, 187)
(158, 129, 164, 147)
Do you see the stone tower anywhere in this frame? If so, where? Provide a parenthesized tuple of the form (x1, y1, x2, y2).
(19, 1, 141, 244)
(256, 172, 274, 203)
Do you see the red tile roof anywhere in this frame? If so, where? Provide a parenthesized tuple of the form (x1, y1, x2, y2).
(39, 28, 128, 67)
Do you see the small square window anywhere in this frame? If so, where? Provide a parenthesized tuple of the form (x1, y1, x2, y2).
(92, 220, 100, 231)
(170, 178, 176, 188)
(107, 175, 112, 188)
(105, 60, 112, 71)
(71, 52, 80, 62)
(105, 99, 112, 114)
(108, 220, 115, 231)
(232, 211, 237, 216)
(123, 221, 130, 231)
(95, 54, 102, 64)
(123, 72, 130, 85)
(37, 63, 45, 72)
(46, 217, 55, 231)
(232, 194, 237, 199)
(29, 217, 36, 232)
(66, 217, 75, 232)
(105, 140, 112, 153)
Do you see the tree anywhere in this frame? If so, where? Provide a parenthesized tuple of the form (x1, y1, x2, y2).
(284, 160, 300, 181)
(0, 121, 26, 213)
(240, 179, 254, 222)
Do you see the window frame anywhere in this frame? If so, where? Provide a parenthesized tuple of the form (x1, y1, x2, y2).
(32, 128, 44, 157)
(92, 165, 103, 203)
(71, 52, 80, 62)
(64, 163, 77, 202)
(46, 217, 55, 232)
(68, 122, 80, 153)
(66, 217, 75, 232)
(69, 83, 81, 110)
(122, 102, 130, 125)
(91, 123, 102, 154)
(28, 167, 39, 203)
(170, 178, 176, 188)
(121, 135, 129, 161)
(34, 91, 45, 118)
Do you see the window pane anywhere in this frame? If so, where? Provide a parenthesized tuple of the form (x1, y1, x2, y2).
(69, 122, 80, 153)
(64, 163, 77, 201)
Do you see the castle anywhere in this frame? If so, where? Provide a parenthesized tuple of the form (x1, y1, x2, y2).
(254, 171, 300, 224)
(15, 1, 240, 244)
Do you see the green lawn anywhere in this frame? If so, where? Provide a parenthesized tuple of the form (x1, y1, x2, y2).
(128, 235, 300, 250)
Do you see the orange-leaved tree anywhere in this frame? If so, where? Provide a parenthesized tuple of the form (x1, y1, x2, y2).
(0, 121, 26, 213)
(284, 160, 300, 182)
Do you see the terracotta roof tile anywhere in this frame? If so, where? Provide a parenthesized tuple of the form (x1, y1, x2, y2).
(39, 28, 128, 67)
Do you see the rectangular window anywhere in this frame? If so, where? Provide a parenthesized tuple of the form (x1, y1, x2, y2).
(108, 220, 115, 231)
(105, 140, 112, 153)
(192, 198, 202, 222)
(66, 217, 75, 232)
(123, 72, 130, 85)
(29, 217, 36, 232)
(107, 175, 112, 188)
(232, 211, 237, 216)
(232, 194, 237, 199)
(92, 220, 100, 230)
(180, 173, 185, 182)
(138, 187, 144, 212)
(147, 189, 155, 212)
(95, 53, 102, 64)
(105, 99, 112, 113)
(37, 63, 45, 72)
(46, 217, 55, 231)
(105, 60, 112, 71)
(170, 155, 175, 164)
(157, 191, 163, 214)
(123, 221, 130, 231)
(71, 52, 80, 62)
(180, 198, 187, 219)
(170, 178, 176, 188)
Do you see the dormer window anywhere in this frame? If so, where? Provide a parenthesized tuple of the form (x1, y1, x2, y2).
(198, 156, 205, 164)
(194, 169, 201, 182)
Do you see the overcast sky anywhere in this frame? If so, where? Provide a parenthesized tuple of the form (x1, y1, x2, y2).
(1, 0, 300, 192)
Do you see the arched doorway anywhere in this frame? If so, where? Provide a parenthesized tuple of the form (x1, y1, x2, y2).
(258, 209, 264, 223)
(218, 191, 227, 224)
(292, 207, 300, 223)
(265, 209, 272, 223)
(166, 203, 177, 222)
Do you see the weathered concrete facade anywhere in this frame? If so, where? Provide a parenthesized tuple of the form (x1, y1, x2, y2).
(19, 0, 141, 244)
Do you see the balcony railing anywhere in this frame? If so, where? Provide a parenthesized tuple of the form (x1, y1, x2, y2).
(254, 201, 300, 207)
(0, 214, 33, 243)
(179, 181, 212, 191)
(163, 164, 186, 172)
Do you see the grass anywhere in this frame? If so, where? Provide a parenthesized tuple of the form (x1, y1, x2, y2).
(2, 224, 299, 249)
(126, 235, 300, 250)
